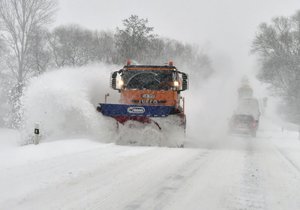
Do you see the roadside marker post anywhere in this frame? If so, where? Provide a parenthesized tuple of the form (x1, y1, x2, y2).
(34, 123, 40, 145)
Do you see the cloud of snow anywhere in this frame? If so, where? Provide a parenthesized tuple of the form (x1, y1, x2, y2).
(185, 62, 241, 146)
(20, 63, 120, 143)
(19, 60, 281, 147)
(184, 52, 288, 148)
(20, 62, 187, 146)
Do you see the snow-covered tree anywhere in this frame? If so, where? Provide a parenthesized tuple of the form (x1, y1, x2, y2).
(0, 36, 6, 68)
(94, 31, 116, 64)
(252, 10, 300, 123)
(48, 25, 100, 67)
(114, 15, 213, 77)
(115, 15, 156, 63)
(147, 38, 213, 78)
(0, 0, 57, 86)
(0, 0, 57, 127)
(26, 27, 52, 75)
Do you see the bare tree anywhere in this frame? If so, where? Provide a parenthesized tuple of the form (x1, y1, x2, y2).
(48, 25, 99, 68)
(94, 31, 116, 64)
(0, 0, 57, 127)
(0, 35, 6, 66)
(252, 16, 300, 95)
(0, 0, 57, 87)
(252, 11, 300, 123)
(27, 27, 52, 75)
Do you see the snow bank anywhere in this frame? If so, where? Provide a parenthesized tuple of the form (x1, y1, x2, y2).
(0, 128, 20, 150)
(20, 63, 119, 144)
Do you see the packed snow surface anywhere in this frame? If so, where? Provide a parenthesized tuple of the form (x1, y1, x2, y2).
(3, 63, 300, 209)
(1, 116, 300, 210)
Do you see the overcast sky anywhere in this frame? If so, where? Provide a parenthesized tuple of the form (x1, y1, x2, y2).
(56, 0, 300, 73)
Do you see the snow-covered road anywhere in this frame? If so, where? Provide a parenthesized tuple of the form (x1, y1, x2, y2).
(1, 125, 300, 210)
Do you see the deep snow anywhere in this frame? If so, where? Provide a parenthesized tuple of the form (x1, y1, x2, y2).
(2, 63, 300, 209)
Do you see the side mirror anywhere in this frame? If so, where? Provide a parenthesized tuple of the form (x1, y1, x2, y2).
(111, 71, 118, 90)
(181, 72, 188, 91)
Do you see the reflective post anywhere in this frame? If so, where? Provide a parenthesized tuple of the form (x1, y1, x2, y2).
(34, 123, 40, 145)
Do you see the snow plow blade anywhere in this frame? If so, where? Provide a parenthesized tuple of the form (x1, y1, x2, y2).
(97, 103, 174, 117)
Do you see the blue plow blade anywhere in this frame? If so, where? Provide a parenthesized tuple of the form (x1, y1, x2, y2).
(98, 103, 174, 117)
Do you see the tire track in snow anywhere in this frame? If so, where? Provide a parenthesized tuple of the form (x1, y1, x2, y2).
(224, 137, 267, 210)
(124, 150, 212, 210)
(0, 145, 154, 210)
(3, 146, 209, 210)
(267, 143, 300, 209)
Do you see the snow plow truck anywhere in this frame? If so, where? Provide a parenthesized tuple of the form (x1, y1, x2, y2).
(96, 61, 188, 147)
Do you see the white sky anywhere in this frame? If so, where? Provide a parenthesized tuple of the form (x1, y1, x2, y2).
(56, 0, 300, 73)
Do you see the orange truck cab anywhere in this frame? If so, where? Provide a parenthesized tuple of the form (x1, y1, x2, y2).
(97, 61, 188, 130)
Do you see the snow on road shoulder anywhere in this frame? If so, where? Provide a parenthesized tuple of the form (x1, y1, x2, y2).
(258, 115, 300, 176)
(0, 128, 20, 150)
(0, 138, 156, 209)
(0, 138, 109, 167)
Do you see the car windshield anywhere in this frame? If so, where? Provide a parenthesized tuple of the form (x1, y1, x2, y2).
(122, 70, 174, 90)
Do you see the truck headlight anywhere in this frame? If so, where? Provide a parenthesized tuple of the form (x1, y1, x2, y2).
(173, 80, 179, 87)
(118, 79, 124, 87)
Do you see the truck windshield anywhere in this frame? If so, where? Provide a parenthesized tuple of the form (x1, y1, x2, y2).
(123, 70, 174, 90)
